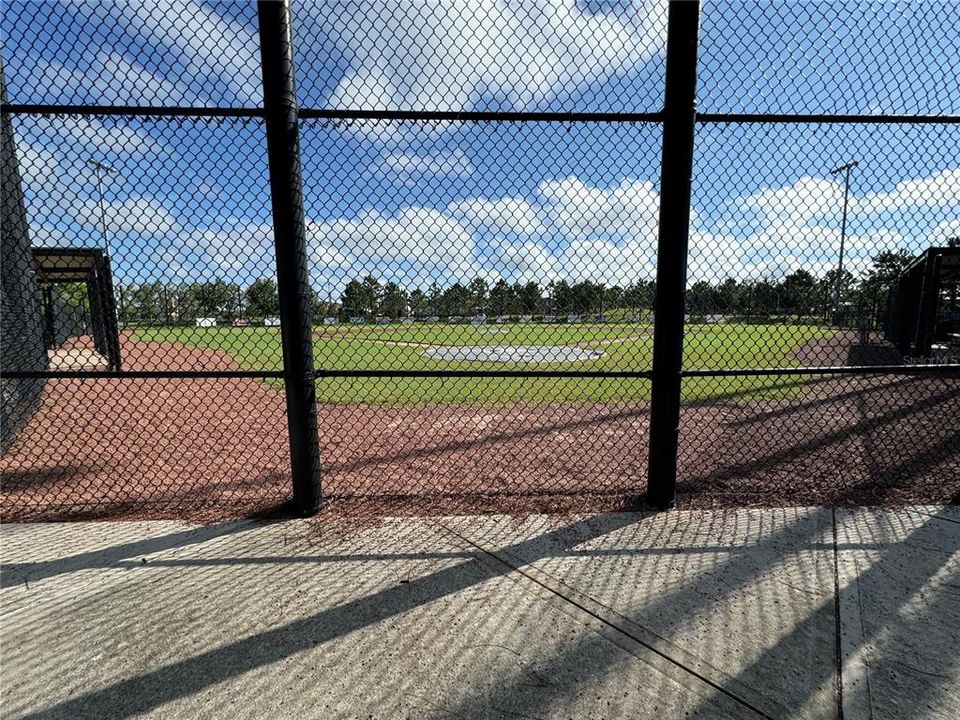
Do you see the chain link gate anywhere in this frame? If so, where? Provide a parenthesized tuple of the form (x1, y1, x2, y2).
(1, 1, 958, 520)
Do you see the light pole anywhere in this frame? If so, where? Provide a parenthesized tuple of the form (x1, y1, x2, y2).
(829, 160, 858, 319)
(88, 159, 116, 257)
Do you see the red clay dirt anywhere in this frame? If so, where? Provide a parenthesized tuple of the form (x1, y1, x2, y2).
(2, 336, 958, 522)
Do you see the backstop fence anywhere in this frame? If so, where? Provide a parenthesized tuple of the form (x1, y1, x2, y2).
(1, 0, 958, 520)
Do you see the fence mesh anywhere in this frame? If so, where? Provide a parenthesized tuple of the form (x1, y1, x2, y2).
(291, 0, 667, 113)
(697, 0, 960, 116)
(1, 0, 958, 520)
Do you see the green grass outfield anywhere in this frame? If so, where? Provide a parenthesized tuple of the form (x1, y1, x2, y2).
(132, 322, 834, 404)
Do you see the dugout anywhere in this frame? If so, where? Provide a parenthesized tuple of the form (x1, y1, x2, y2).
(2, 59, 48, 452)
(885, 246, 960, 358)
(33, 247, 123, 371)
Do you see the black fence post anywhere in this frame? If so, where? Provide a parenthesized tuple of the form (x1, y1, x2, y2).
(914, 250, 942, 358)
(258, 0, 322, 515)
(96, 254, 123, 371)
(647, 0, 701, 510)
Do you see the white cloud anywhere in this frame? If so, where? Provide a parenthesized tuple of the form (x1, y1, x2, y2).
(17, 142, 63, 189)
(96, 53, 197, 105)
(323, 0, 667, 112)
(448, 196, 547, 236)
(24, 161, 956, 290)
(484, 239, 558, 284)
(295, 175, 664, 289)
(861, 169, 960, 212)
(844, 230, 909, 257)
(61, 119, 167, 159)
(34, 52, 196, 107)
(930, 218, 960, 242)
(688, 231, 744, 282)
(154, 222, 275, 281)
(29, 226, 77, 247)
(14, 123, 166, 215)
(717, 170, 958, 281)
(741, 176, 848, 226)
(559, 237, 657, 285)
(307, 207, 478, 286)
(540, 176, 660, 242)
(115, 0, 261, 106)
(9, 1, 258, 108)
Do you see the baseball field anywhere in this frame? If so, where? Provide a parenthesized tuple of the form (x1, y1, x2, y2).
(132, 321, 835, 403)
(5, 321, 958, 522)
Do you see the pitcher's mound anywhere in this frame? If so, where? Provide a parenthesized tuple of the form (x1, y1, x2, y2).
(425, 345, 604, 363)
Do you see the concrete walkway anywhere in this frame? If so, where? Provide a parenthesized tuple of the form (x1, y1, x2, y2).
(1, 507, 957, 719)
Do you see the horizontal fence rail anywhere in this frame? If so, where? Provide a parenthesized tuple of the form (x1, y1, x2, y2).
(7, 104, 960, 126)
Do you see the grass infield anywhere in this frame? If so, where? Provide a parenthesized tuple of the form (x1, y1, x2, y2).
(133, 322, 833, 404)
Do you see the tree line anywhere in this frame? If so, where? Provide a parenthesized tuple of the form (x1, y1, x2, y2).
(112, 248, 924, 325)
(339, 249, 919, 321)
(115, 279, 336, 325)
(340, 277, 657, 319)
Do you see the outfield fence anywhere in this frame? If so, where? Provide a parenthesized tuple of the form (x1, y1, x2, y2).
(1, 0, 958, 520)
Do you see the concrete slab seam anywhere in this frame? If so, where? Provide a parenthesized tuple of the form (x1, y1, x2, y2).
(836, 511, 875, 720)
(436, 520, 779, 720)
(833, 508, 845, 720)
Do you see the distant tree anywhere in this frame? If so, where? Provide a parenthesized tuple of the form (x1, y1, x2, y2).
(854, 249, 913, 304)
(307, 288, 332, 320)
(517, 281, 542, 314)
(864, 249, 914, 285)
(439, 283, 470, 317)
(381, 281, 407, 319)
(715, 278, 742, 313)
(779, 270, 818, 314)
(603, 285, 623, 312)
(245, 277, 280, 318)
(341, 279, 369, 319)
(687, 280, 717, 314)
(187, 280, 237, 317)
(361, 275, 381, 316)
(408, 288, 428, 317)
(489, 279, 514, 315)
(467, 277, 488, 314)
(125, 282, 165, 323)
(564, 281, 598, 314)
(623, 280, 654, 312)
(428, 283, 442, 316)
(60, 282, 90, 311)
(749, 279, 780, 316)
(550, 280, 572, 313)
(947, 237, 959, 248)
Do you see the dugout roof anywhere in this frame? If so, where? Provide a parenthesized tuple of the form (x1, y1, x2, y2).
(32, 247, 105, 283)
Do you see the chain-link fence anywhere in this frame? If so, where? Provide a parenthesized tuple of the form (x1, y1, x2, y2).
(1, 0, 958, 521)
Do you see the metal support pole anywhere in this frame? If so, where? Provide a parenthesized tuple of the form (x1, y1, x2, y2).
(95, 168, 108, 253)
(42, 285, 55, 349)
(829, 161, 857, 320)
(834, 169, 849, 313)
(647, 0, 701, 511)
(88, 159, 116, 257)
(258, 0, 322, 515)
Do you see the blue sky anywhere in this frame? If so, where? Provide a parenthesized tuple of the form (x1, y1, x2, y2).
(2, 0, 959, 293)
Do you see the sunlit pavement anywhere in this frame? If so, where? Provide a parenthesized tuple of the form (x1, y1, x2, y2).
(2, 507, 957, 719)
